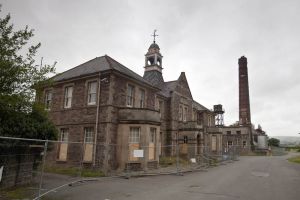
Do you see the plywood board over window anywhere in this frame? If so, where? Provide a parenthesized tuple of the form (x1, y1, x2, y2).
(149, 128, 156, 160)
(211, 135, 217, 151)
(58, 128, 68, 161)
(129, 127, 140, 161)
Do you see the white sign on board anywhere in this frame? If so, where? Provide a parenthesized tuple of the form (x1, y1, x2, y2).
(133, 150, 144, 158)
(190, 158, 196, 163)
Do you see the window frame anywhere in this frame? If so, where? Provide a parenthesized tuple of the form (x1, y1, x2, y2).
(87, 81, 97, 105)
(129, 127, 140, 144)
(150, 127, 156, 143)
(44, 89, 52, 110)
(84, 127, 94, 144)
(158, 100, 163, 118)
(183, 106, 188, 122)
(64, 85, 73, 108)
(179, 105, 183, 121)
(127, 84, 135, 107)
(227, 141, 233, 147)
(60, 128, 69, 142)
(183, 135, 188, 144)
(139, 88, 145, 108)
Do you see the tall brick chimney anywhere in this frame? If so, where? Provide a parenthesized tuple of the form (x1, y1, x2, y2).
(238, 56, 251, 125)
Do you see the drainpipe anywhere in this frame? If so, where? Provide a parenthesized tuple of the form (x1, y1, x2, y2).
(93, 72, 101, 166)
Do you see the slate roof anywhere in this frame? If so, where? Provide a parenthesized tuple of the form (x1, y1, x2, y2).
(52, 55, 155, 88)
(149, 42, 160, 50)
(158, 81, 177, 97)
(143, 70, 164, 89)
(193, 100, 211, 112)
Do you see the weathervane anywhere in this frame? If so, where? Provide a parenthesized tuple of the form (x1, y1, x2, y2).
(151, 29, 158, 43)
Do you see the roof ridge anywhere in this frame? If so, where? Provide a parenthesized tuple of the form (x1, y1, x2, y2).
(106, 55, 140, 74)
(52, 56, 105, 79)
(164, 80, 177, 83)
(105, 55, 154, 84)
(193, 100, 210, 111)
(104, 55, 114, 70)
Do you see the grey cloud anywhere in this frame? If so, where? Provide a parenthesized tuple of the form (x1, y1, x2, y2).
(2, 0, 300, 136)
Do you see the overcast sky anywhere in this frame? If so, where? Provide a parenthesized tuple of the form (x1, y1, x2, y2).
(2, 0, 300, 137)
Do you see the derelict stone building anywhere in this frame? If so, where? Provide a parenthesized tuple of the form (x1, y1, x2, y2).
(41, 40, 225, 172)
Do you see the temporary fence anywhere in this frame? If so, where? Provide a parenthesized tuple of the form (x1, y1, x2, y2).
(0, 136, 242, 199)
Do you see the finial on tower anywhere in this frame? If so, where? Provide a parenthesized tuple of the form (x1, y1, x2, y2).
(151, 29, 158, 43)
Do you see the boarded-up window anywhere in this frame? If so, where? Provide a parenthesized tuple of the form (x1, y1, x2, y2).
(149, 128, 156, 160)
(58, 128, 69, 161)
(211, 135, 217, 151)
(129, 127, 140, 161)
(87, 81, 97, 105)
(83, 127, 94, 162)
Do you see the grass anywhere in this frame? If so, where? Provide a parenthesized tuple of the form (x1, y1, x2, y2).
(44, 166, 105, 177)
(1, 186, 59, 200)
(159, 156, 190, 167)
(1, 186, 31, 199)
(286, 146, 300, 152)
(288, 156, 300, 164)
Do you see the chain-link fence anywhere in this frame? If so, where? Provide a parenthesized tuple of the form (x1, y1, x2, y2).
(0, 136, 242, 199)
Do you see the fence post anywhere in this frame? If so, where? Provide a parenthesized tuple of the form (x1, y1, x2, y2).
(79, 141, 85, 178)
(38, 140, 48, 199)
(176, 142, 180, 175)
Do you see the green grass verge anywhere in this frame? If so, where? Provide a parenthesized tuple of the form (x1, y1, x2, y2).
(44, 166, 105, 177)
(2, 186, 31, 199)
(288, 156, 300, 164)
(1, 186, 58, 200)
(159, 156, 191, 167)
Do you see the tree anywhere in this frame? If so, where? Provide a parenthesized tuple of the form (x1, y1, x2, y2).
(0, 5, 57, 140)
(268, 138, 280, 147)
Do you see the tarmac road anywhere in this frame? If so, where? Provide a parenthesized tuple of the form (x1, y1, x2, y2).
(45, 153, 300, 200)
